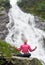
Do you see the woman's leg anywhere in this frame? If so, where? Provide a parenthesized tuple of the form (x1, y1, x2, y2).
(16, 53, 31, 58)
(17, 53, 24, 57)
(23, 53, 31, 58)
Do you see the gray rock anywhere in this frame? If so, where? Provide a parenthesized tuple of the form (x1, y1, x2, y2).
(43, 37, 45, 49)
(10, 56, 42, 65)
(0, 9, 9, 40)
(34, 16, 45, 30)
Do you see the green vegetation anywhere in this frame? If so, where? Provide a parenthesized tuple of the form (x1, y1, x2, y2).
(31, 58, 42, 65)
(38, 60, 42, 65)
(17, 0, 45, 19)
(0, 39, 19, 57)
(0, 0, 10, 8)
(0, 0, 10, 12)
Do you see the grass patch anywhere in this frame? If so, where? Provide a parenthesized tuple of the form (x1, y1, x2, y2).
(0, 39, 19, 57)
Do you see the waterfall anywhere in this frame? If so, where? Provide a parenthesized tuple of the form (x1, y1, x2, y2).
(5, 0, 45, 64)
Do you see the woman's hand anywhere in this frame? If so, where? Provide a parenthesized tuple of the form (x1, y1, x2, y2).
(34, 46, 37, 50)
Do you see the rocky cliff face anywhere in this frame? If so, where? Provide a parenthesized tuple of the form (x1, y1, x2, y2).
(0, 9, 9, 40)
(0, 0, 10, 40)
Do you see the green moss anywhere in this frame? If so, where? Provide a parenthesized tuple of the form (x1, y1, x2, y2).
(0, 39, 19, 57)
(30, 58, 42, 65)
(17, 0, 45, 20)
(38, 60, 42, 65)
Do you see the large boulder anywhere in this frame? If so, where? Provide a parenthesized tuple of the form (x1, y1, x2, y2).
(10, 56, 42, 65)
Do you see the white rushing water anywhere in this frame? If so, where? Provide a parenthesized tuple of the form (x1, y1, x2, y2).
(5, 0, 45, 64)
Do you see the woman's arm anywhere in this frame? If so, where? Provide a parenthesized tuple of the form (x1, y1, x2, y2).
(15, 46, 22, 51)
(28, 46, 37, 52)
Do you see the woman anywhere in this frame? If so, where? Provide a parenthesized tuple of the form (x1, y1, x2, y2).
(16, 40, 37, 57)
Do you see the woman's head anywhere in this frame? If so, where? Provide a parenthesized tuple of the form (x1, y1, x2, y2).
(24, 39, 28, 44)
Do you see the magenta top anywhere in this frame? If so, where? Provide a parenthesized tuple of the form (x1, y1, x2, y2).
(17, 43, 35, 54)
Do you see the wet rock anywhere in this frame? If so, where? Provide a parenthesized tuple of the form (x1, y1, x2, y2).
(43, 37, 45, 49)
(34, 16, 45, 30)
(0, 33, 6, 40)
(0, 9, 9, 40)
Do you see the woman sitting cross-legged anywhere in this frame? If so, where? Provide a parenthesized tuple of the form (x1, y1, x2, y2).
(15, 39, 37, 58)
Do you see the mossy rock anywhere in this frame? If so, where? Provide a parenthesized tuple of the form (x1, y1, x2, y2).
(10, 56, 42, 65)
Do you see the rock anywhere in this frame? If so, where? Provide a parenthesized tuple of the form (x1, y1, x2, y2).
(0, 56, 42, 65)
(34, 16, 45, 30)
(43, 37, 45, 48)
(0, 9, 9, 40)
(10, 56, 42, 65)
